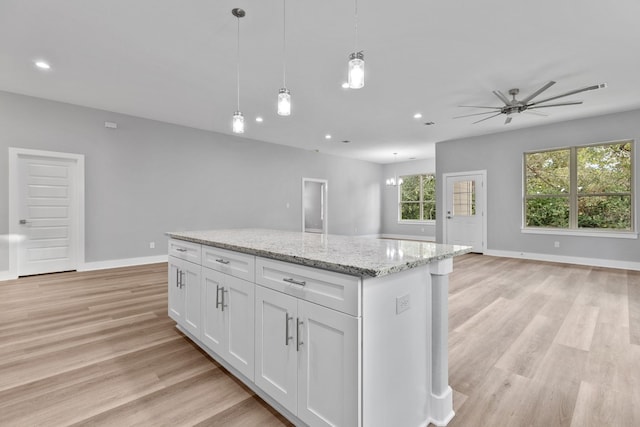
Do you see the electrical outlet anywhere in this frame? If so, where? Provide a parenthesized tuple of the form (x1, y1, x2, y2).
(554, 241, 560, 248)
(396, 294, 410, 314)
(149, 241, 155, 249)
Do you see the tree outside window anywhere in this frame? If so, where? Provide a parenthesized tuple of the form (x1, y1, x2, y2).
(524, 141, 633, 230)
(399, 174, 436, 221)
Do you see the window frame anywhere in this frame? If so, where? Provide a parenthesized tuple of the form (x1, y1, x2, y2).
(397, 173, 436, 224)
(522, 139, 636, 236)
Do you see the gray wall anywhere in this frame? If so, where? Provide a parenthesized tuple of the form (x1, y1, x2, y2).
(381, 158, 436, 239)
(0, 91, 382, 271)
(436, 109, 640, 263)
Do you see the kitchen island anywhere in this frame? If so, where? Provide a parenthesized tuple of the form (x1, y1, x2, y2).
(166, 229, 470, 427)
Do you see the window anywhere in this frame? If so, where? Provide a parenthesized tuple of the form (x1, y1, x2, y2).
(524, 140, 634, 231)
(399, 174, 436, 222)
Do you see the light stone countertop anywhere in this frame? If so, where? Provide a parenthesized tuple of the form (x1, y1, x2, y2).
(167, 228, 472, 278)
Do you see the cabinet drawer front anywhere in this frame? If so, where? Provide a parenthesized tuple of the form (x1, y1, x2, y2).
(168, 239, 202, 264)
(202, 246, 255, 282)
(256, 257, 361, 316)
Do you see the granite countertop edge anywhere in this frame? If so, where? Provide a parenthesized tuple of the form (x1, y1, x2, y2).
(166, 232, 471, 278)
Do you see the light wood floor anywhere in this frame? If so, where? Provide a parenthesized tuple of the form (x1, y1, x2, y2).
(0, 256, 638, 426)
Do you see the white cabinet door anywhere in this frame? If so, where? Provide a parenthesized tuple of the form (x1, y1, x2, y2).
(255, 285, 298, 415)
(168, 257, 185, 323)
(226, 274, 255, 380)
(169, 256, 202, 338)
(202, 267, 225, 355)
(202, 267, 255, 381)
(298, 300, 360, 427)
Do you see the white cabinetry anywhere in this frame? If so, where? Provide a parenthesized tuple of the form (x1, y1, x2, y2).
(168, 256, 202, 339)
(255, 258, 361, 427)
(202, 267, 255, 380)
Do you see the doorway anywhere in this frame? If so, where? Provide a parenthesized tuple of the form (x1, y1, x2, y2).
(8, 148, 85, 277)
(302, 178, 328, 234)
(442, 170, 486, 253)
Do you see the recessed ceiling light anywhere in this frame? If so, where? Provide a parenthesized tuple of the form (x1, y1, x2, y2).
(341, 82, 349, 89)
(325, 134, 332, 140)
(255, 117, 264, 123)
(413, 113, 422, 119)
(35, 60, 51, 70)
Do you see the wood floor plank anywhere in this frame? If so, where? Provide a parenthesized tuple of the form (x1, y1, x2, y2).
(553, 302, 600, 351)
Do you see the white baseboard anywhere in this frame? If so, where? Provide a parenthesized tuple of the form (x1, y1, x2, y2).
(485, 249, 640, 271)
(0, 270, 17, 281)
(381, 233, 436, 242)
(79, 255, 168, 272)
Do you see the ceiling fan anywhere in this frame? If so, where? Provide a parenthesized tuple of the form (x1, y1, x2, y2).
(455, 81, 607, 125)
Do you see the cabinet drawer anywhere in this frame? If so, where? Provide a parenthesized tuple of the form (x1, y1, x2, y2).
(168, 239, 202, 264)
(202, 245, 255, 282)
(256, 257, 361, 316)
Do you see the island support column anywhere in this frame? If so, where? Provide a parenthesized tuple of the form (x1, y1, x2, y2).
(429, 257, 454, 426)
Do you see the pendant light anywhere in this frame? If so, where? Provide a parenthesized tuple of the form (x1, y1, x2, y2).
(232, 8, 245, 134)
(277, 0, 291, 116)
(386, 153, 404, 186)
(347, 0, 364, 89)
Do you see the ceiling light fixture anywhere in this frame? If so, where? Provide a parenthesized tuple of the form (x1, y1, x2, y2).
(35, 60, 51, 70)
(255, 116, 264, 123)
(347, 0, 364, 89)
(277, 0, 291, 116)
(413, 113, 422, 119)
(386, 153, 404, 187)
(325, 134, 332, 140)
(232, 8, 246, 134)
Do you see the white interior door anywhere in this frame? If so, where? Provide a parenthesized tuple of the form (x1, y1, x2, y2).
(302, 178, 328, 234)
(444, 171, 486, 253)
(9, 148, 84, 277)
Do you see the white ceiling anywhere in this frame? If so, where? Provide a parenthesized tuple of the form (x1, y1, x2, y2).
(2, 0, 640, 164)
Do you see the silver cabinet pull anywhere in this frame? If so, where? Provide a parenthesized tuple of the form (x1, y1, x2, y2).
(176, 269, 180, 288)
(215, 258, 230, 265)
(283, 277, 306, 287)
(179, 271, 185, 288)
(285, 313, 293, 346)
(296, 318, 304, 352)
(175, 248, 187, 252)
(216, 285, 223, 310)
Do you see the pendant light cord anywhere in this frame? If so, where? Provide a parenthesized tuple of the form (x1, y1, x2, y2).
(282, 0, 286, 87)
(354, 0, 359, 51)
(236, 16, 241, 110)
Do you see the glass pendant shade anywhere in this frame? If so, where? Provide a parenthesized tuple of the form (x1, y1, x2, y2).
(232, 111, 245, 134)
(277, 88, 291, 116)
(348, 52, 364, 89)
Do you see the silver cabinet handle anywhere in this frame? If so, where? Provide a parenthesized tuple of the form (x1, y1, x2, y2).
(283, 277, 306, 287)
(175, 248, 187, 252)
(179, 271, 185, 288)
(221, 288, 228, 311)
(285, 313, 293, 346)
(176, 269, 180, 288)
(215, 258, 230, 265)
(296, 318, 304, 352)
(216, 285, 223, 310)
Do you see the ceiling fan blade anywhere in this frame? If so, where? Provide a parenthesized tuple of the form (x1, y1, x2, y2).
(528, 101, 583, 109)
(493, 90, 511, 106)
(458, 105, 502, 109)
(454, 111, 502, 119)
(505, 116, 512, 125)
(528, 83, 607, 106)
(520, 81, 556, 104)
(472, 112, 503, 124)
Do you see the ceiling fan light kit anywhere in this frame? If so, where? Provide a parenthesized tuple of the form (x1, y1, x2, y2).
(456, 81, 607, 125)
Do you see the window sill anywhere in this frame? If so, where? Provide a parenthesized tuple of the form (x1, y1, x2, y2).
(398, 220, 436, 226)
(521, 228, 638, 239)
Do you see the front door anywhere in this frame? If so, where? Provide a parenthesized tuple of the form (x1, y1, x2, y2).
(10, 148, 84, 276)
(444, 171, 486, 253)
